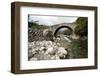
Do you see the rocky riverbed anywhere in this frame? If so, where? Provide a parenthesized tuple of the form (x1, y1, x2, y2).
(28, 40, 68, 61)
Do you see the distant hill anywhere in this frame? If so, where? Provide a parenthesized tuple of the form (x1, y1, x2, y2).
(28, 22, 49, 30)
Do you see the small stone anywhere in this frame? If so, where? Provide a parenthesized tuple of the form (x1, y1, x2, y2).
(40, 47, 45, 51)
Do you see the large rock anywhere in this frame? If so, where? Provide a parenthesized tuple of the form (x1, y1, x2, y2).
(57, 47, 67, 57)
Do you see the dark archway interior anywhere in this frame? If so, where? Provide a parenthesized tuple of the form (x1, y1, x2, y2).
(54, 26, 73, 37)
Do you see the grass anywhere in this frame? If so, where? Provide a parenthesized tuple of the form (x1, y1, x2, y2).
(66, 39, 88, 59)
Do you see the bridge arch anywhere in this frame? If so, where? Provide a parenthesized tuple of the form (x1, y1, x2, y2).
(54, 26, 73, 37)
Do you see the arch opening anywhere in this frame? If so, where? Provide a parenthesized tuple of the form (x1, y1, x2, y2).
(54, 26, 73, 37)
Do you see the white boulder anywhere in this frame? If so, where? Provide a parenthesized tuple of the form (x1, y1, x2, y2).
(57, 47, 67, 57)
(45, 47, 54, 55)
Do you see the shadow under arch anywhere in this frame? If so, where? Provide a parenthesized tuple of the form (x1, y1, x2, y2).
(54, 26, 73, 37)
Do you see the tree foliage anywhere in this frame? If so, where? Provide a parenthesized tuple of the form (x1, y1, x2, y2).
(75, 17, 88, 37)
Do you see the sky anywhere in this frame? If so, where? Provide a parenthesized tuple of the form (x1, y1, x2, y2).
(28, 15, 78, 26)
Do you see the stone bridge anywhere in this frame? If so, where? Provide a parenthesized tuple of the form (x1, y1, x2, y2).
(50, 23, 76, 34)
(49, 23, 79, 39)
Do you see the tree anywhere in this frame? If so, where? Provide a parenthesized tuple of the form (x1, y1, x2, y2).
(75, 17, 88, 37)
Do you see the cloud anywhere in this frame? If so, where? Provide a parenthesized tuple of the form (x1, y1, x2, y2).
(29, 15, 78, 26)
